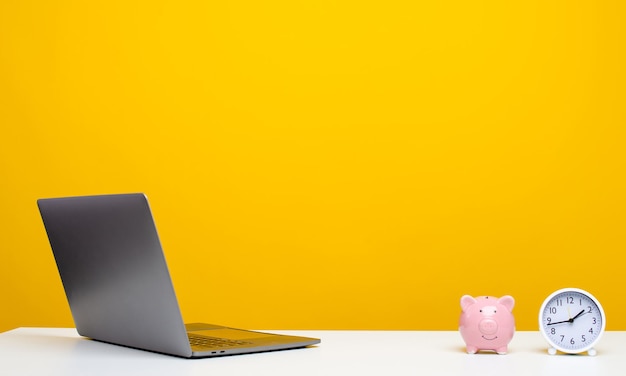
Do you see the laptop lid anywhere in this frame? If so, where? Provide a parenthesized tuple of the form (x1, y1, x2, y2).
(38, 194, 194, 357)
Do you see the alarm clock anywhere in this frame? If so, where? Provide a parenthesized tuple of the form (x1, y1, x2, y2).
(538, 288, 606, 356)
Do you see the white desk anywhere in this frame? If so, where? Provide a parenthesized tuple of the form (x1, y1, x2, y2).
(1, 328, 625, 375)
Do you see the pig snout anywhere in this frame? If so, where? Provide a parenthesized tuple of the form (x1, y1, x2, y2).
(479, 318, 498, 335)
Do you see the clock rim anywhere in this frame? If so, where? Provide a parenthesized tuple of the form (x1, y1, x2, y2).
(538, 287, 606, 354)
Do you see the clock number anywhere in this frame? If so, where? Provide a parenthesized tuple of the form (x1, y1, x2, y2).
(560, 335, 565, 342)
(589, 328, 594, 334)
(551, 328, 556, 335)
(582, 335, 586, 342)
(587, 306, 593, 313)
(567, 297, 574, 304)
(550, 307, 557, 314)
(556, 299, 563, 306)
(592, 317, 597, 325)
(546, 317, 552, 324)
(570, 338, 575, 345)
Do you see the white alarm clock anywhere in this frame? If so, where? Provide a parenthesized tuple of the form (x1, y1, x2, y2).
(538, 288, 606, 355)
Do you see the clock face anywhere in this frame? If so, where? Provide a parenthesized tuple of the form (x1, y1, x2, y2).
(539, 288, 606, 354)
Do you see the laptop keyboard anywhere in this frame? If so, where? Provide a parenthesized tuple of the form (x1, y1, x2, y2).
(188, 333, 252, 349)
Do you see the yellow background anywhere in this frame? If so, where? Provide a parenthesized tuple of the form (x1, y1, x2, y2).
(1, 1, 625, 333)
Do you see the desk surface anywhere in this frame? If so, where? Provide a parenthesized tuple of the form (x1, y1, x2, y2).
(1, 328, 625, 375)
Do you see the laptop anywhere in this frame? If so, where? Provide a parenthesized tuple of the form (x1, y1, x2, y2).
(37, 193, 320, 358)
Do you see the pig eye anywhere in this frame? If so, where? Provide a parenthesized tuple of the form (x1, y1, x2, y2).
(480, 310, 482, 312)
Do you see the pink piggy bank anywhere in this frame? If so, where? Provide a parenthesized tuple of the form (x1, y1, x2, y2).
(459, 295, 515, 354)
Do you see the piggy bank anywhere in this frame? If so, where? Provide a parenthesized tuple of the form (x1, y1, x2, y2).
(459, 295, 515, 354)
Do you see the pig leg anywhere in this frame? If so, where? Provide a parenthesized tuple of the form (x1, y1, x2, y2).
(466, 345, 478, 354)
(496, 346, 508, 354)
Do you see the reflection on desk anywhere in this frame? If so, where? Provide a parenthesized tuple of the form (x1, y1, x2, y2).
(1, 328, 625, 375)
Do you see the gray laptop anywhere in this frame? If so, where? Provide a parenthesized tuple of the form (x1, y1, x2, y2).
(37, 193, 320, 358)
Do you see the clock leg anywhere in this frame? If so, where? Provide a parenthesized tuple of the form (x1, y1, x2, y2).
(548, 346, 556, 355)
(587, 348, 597, 356)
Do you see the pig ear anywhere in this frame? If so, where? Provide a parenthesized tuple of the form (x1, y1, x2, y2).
(461, 295, 477, 311)
(498, 295, 515, 311)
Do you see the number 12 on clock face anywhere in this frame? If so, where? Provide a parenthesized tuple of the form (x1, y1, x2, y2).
(539, 288, 606, 355)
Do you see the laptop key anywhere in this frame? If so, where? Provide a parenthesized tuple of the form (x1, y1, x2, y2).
(188, 334, 251, 349)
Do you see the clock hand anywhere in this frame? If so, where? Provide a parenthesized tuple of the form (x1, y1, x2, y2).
(547, 319, 572, 325)
(547, 309, 586, 325)
(571, 309, 585, 321)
